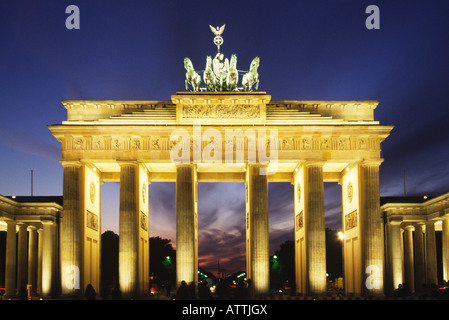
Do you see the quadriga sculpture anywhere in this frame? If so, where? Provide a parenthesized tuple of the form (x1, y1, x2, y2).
(184, 53, 259, 92)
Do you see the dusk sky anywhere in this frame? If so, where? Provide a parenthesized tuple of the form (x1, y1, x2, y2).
(1, 1, 449, 274)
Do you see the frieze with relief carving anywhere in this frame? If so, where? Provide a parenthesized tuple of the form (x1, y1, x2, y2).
(67, 134, 380, 153)
(182, 104, 260, 119)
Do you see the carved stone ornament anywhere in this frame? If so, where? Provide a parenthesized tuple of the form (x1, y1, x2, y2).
(302, 138, 312, 150)
(140, 211, 148, 231)
(90, 182, 95, 204)
(345, 210, 357, 231)
(347, 181, 353, 204)
(132, 139, 141, 150)
(296, 211, 304, 230)
(338, 138, 349, 150)
(73, 137, 85, 150)
(142, 183, 146, 204)
(297, 183, 301, 205)
(86, 210, 98, 231)
(93, 137, 103, 150)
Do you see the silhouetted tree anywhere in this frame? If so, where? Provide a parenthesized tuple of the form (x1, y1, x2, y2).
(269, 229, 343, 292)
(149, 236, 176, 284)
(100, 233, 176, 297)
(325, 228, 343, 280)
(101, 231, 119, 294)
(270, 240, 295, 292)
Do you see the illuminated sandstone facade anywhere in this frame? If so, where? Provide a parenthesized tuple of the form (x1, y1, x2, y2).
(382, 194, 449, 294)
(2, 92, 447, 299)
(0, 195, 62, 298)
(47, 91, 393, 297)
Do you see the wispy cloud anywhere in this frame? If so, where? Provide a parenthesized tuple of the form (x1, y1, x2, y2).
(0, 126, 60, 161)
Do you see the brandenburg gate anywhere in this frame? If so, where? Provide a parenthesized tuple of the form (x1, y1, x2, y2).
(47, 26, 393, 298)
(48, 91, 392, 298)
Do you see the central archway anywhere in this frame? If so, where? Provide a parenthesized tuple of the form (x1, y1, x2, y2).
(197, 182, 246, 278)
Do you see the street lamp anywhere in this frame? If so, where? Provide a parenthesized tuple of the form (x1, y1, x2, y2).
(338, 231, 344, 240)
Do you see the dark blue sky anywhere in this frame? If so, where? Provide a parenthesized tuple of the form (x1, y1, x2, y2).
(1, 0, 449, 274)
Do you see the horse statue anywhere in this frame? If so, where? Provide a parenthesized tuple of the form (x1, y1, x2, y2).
(242, 56, 260, 91)
(226, 54, 238, 91)
(184, 57, 201, 91)
(203, 56, 215, 91)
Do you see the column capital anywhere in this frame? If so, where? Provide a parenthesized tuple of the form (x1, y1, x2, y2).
(245, 163, 270, 180)
(246, 163, 268, 170)
(118, 160, 138, 167)
(304, 161, 325, 168)
(360, 159, 383, 168)
(6, 220, 17, 226)
(403, 225, 415, 231)
(175, 163, 197, 168)
(60, 160, 82, 167)
(388, 218, 403, 226)
(17, 222, 28, 229)
(40, 217, 56, 225)
(415, 221, 426, 227)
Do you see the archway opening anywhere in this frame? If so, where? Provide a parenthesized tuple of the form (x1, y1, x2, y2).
(100, 182, 119, 293)
(268, 182, 294, 294)
(197, 182, 246, 291)
(324, 182, 343, 292)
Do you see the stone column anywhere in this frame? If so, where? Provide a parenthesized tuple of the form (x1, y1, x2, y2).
(17, 223, 28, 297)
(387, 220, 403, 293)
(246, 164, 269, 296)
(425, 221, 438, 286)
(119, 162, 140, 298)
(176, 164, 198, 290)
(360, 161, 384, 296)
(4, 221, 17, 299)
(403, 225, 415, 292)
(41, 220, 58, 297)
(60, 161, 82, 297)
(28, 226, 38, 296)
(442, 218, 449, 282)
(37, 228, 43, 296)
(414, 223, 425, 291)
(304, 162, 326, 295)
